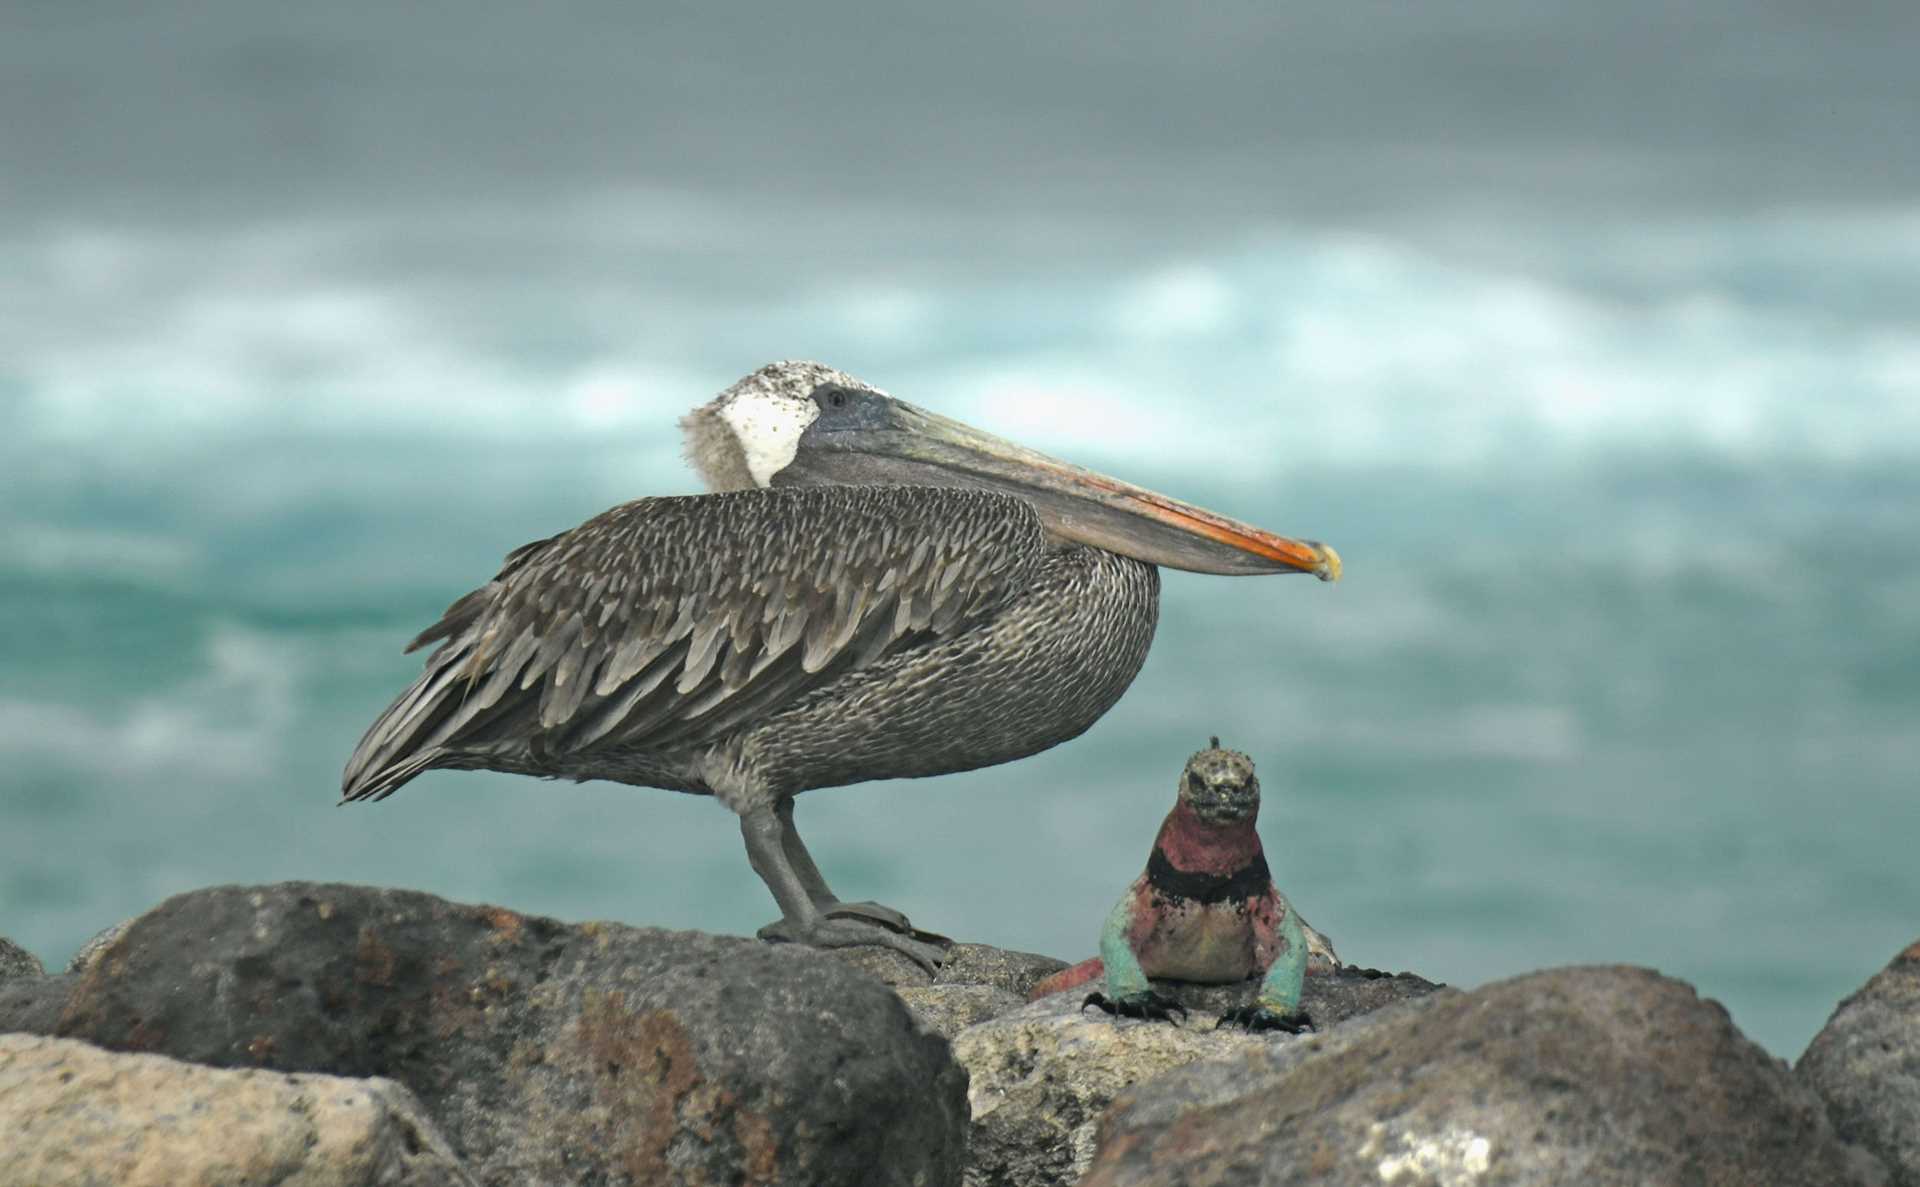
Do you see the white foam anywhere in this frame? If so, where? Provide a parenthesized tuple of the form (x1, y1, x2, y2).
(7, 208, 1919, 474)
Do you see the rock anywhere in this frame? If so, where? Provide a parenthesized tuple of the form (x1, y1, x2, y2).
(938, 942, 1070, 998)
(0, 1032, 473, 1186)
(955, 965, 1442, 1187)
(1799, 941, 1920, 1186)
(33, 882, 968, 1187)
(956, 996, 1272, 1187)
(1, 935, 44, 981)
(1082, 965, 1891, 1187)
(0, 972, 75, 1035)
(830, 940, 1067, 993)
(66, 918, 133, 975)
(899, 983, 1026, 1041)
(830, 939, 1071, 1037)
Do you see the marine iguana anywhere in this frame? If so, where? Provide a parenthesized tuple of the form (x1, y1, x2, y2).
(1030, 738, 1337, 1032)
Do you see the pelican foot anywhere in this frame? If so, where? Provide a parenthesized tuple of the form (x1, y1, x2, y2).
(821, 901, 956, 949)
(822, 899, 913, 932)
(1215, 1004, 1314, 1034)
(757, 915, 951, 974)
(1082, 990, 1187, 1024)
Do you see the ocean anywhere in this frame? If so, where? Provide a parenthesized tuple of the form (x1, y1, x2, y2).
(3, 212, 1917, 1059)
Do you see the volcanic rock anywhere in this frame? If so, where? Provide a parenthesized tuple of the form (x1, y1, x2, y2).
(0, 1032, 473, 1186)
(0, 935, 44, 982)
(1799, 940, 1920, 1187)
(957, 965, 1441, 1187)
(1081, 965, 1889, 1187)
(27, 882, 967, 1187)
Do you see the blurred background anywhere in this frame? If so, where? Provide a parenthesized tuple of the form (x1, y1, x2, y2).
(4, 2, 1916, 1057)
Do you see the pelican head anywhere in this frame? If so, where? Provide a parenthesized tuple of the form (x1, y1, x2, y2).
(681, 361, 1341, 580)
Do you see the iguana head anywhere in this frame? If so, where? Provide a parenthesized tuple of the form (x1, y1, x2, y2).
(1178, 736, 1261, 826)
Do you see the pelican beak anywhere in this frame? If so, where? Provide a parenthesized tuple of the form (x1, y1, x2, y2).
(777, 396, 1341, 580)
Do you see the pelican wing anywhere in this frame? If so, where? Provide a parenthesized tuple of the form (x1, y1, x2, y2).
(341, 485, 1047, 801)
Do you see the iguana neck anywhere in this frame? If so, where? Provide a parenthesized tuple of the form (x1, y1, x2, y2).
(1150, 800, 1264, 877)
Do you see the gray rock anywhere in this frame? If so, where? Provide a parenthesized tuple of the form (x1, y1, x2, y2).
(1799, 940, 1920, 1186)
(33, 882, 968, 1187)
(954, 966, 1442, 1187)
(828, 941, 944, 987)
(899, 983, 1026, 1041)
(831, 940, 1072, 1037)
(0, 935, 44, 981)
(1082, 965, 1891, 1187)
(938, 942, 1069, 997)
(0, 972, 73, 1034)
(65, 917, 133, 975)
(0, 1032, 474, 1186)
(830, 940, 1067, 994)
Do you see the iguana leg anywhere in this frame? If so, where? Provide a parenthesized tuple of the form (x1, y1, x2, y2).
(1271, 889, 1339, 971)
(1218, 909, 1313, 1033)
(1260, 908, 1309, 1012)
(1083, 893, 1185, 1023)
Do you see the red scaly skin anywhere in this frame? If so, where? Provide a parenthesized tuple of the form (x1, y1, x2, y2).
(1152, 798, 1264, 875)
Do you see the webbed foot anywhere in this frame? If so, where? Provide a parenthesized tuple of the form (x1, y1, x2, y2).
(757, 914, 951, 974)
(1216, 1004, 1314, 1034)
(819, 899, 953, 949)
(761, 900, 954, 950)
(1081, 990, 1188, 1024)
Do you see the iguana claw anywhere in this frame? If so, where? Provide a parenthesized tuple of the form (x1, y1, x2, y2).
(1082, 990, 1188, 1024)
(1215, 1004, 1314, 1034)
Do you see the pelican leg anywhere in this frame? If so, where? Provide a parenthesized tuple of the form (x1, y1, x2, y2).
(740, 804, 947, 972)
(773, 797, 916, 934)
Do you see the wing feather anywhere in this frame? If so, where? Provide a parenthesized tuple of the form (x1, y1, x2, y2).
(341, 484, 1047, 801)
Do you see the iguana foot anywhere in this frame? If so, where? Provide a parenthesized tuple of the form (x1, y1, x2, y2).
(1082, 990, 1188, 1024)
(757, 915, 951, 973)
(1216, 1004, 1314, 1034)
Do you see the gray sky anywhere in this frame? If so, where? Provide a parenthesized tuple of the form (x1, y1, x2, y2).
(6, 0, 1916, 257)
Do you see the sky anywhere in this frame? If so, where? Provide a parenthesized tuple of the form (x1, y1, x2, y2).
(7, 2, 1916, 235)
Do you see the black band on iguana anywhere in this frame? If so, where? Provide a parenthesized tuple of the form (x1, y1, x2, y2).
(1144, 848, 1272, 905)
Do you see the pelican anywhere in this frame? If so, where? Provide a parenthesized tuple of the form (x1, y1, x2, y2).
(343, 361, 1339, 968)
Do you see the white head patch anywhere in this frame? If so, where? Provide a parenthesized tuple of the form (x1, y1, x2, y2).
(717, 389, 820, 488)
(682, 361, 871, 491)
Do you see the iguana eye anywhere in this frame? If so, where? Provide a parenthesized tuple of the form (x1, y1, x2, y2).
(1186, 770, 1207, 796)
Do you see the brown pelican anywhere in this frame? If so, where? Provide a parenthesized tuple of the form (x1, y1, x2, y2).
(343, 361, 1339, 968)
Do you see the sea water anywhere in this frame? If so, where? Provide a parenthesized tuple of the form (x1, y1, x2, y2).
(4, 216, 1916, 1057)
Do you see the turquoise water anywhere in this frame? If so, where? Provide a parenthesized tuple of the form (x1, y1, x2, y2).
(4, 221, 1917, 1058)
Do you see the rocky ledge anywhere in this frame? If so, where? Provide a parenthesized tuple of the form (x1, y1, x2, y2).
(1, 883, 1914, 1186)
